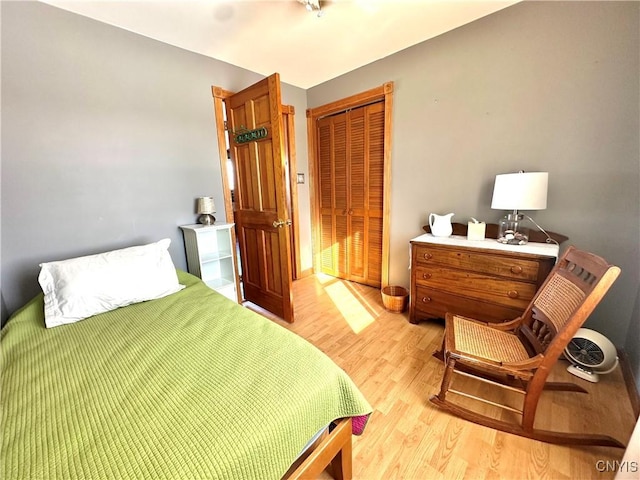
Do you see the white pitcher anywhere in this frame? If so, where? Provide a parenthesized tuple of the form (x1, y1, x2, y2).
(429, 213, 454, 237)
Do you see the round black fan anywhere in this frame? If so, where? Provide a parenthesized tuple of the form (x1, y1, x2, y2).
(564, 328, 618, 383)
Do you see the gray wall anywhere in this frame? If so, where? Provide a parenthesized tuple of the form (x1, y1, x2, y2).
(308, 2, 639, 382)
(628, 288, 640, 388)
(0, 1, 310, 321)
(2, 1, 638, 388)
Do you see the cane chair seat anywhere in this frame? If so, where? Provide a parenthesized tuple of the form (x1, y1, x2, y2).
(430, 246, 624, 448)
(449, 316, 530, 364)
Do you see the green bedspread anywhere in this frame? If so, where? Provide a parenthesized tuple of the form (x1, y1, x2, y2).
(1, 271, 371, 480)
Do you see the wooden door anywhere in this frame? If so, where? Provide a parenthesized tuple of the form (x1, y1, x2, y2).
(212, 88, 302, 284)
(317, 102, 384, 287)
(225, 74, 294, 322)
(318, 113, 347, 278)
(362, 102, 384, 285)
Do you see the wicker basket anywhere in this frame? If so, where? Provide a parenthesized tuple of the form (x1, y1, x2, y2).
(381, 286, 409, 313)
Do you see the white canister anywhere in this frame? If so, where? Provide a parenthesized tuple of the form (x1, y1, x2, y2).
(467, 221, 486, 241)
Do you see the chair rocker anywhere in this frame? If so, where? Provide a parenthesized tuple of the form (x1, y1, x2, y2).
(430, 246, 625, 448)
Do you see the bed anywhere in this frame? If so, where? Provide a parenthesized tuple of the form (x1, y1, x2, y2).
(1, 246, 371, 479)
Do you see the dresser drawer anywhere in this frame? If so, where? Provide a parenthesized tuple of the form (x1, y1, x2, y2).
(412, 285, 523, 323)
(413, 265, 535, 310)
(408, 235, 559, 325)
(413, 244, 541, 281)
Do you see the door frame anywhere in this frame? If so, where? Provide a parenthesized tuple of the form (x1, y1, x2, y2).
(211, 86, 302, 287)
(306, 82, 394, 287)
(281, 105, 302, 280)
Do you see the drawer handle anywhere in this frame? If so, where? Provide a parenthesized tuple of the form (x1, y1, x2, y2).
(510, 265, 523, 274)
(507, 290, 519, 299)
(422, 273, 432, 279)
(423, 253, 433, 260)
(421, 296, 432, 303)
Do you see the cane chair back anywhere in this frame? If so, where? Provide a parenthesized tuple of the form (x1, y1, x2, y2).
(515, 246, 619, 371)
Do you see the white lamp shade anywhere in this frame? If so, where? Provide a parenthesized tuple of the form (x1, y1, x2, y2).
(491, 172, 548, 211)
(196, 196, 216, 214)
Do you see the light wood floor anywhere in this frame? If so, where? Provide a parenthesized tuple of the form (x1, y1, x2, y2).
(260, 273, 636, 480)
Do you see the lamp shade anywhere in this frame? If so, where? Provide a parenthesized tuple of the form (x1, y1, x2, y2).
(491, 172, 548, 211)
(196, 196, 215, 215)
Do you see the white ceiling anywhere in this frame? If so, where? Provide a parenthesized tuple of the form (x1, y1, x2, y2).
(41, 0, 520, 89)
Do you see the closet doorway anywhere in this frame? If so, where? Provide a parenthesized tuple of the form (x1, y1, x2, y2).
(307, 82, 394, 288)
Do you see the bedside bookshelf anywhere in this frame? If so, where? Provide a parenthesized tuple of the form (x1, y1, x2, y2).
(180, 223, 239, 302)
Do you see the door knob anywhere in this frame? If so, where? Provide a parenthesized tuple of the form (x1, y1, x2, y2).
(272, 219, 292, 228)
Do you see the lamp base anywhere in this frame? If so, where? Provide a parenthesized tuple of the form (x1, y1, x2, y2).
(198, 214, 216, 225)
(497, 213, 529, 245)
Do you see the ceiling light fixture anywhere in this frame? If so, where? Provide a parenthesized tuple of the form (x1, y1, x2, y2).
(298, 0, 323, 17)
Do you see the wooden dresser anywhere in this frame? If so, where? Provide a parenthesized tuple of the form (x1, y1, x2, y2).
(409, 234, 559, 324)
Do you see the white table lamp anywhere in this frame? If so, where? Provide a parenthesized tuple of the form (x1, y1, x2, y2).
(491, 171, 548, 245)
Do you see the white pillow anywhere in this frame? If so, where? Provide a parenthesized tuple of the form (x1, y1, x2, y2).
(38, 238, 185, 328)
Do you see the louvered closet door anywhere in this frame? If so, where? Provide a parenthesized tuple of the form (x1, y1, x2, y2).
(348, 107, 367, 284)
(365, 102, 384, 285)
(318, 113, 348, 278)
(317, 102, 384, 287)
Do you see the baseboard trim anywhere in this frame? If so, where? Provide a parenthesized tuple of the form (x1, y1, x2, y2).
(297, 268, 314, 279)
(618, 348, 640, 420)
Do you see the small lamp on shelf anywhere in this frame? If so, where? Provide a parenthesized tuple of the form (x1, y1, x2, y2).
(196, 196, 216, 225)
(491, 171, 548, 245)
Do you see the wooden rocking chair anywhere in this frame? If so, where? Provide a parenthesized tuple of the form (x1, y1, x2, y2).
(430, 246, 625, 448)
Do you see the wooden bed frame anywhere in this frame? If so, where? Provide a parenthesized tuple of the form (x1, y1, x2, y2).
(285, 418, 353, 480)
